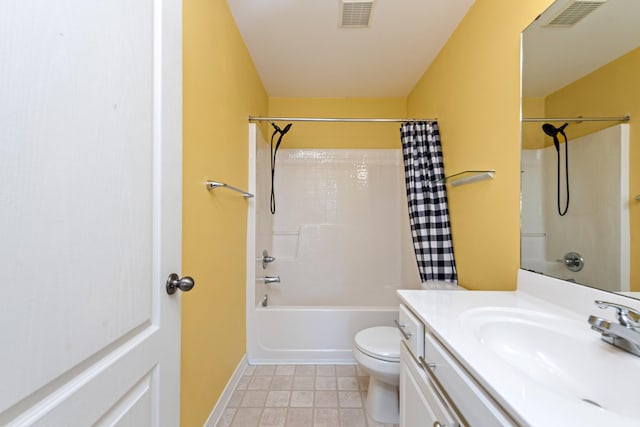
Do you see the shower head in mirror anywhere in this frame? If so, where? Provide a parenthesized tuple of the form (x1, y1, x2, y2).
(542, 122, 568, 151)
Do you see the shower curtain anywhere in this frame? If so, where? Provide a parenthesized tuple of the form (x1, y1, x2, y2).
(401, 121, 457, 284)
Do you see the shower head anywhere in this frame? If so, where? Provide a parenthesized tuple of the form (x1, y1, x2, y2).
(542, 122, 568, 151)
(271, 123, 293, 135)
(269, 122, 293, 215)
(272, 123, 293, 152)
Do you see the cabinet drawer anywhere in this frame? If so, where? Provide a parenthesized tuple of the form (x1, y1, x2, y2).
(398, 304, 424, 359)
(424, 333, 516, 426)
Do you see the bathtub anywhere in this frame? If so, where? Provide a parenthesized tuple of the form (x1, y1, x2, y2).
(246, 305, 398, 364)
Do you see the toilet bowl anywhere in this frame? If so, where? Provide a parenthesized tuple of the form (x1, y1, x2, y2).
(353, 326, 400, 424)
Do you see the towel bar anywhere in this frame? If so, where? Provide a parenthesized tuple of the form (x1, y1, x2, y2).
(205, 180, 254, 198)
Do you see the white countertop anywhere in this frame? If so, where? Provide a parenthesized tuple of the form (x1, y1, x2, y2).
(398, 271, 640, 427)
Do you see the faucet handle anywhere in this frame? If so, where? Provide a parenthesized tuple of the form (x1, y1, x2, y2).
(261, 249, 276, 269)
(595, 300, 640, 328)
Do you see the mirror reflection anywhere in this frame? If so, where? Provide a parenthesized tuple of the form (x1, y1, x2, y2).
(521, 0, 640, 297)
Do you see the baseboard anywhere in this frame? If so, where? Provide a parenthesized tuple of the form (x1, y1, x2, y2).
(247, 358, 356, 365)
(203, 354, 249, 427)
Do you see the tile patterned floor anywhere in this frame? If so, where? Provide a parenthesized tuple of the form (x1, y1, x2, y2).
(216, 364, 399, 427)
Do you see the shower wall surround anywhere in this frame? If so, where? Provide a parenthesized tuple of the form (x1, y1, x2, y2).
(267, 147, 419, 306)
(521, 124, 630, 291)
(246, 124, 421, 362)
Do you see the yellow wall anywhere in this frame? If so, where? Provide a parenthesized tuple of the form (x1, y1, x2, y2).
(544, 47, 640, 290)
(182, 0, 267, 425)
(268, 97, 406, 148)
(406, 0, 553, 290)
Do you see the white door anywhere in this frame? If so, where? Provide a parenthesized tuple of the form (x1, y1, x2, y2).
(0, 0, 184, 425)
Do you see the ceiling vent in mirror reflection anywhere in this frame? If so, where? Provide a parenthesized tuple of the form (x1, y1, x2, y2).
(545, 0, 607, 26)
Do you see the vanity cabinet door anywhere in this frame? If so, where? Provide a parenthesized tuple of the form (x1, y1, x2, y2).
(400, 343, 459, 427)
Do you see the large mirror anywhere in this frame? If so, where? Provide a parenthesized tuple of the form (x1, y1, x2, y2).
(521, 0, 640, 297)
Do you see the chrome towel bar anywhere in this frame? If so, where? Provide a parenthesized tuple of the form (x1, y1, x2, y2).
(205, 180, 254, 198)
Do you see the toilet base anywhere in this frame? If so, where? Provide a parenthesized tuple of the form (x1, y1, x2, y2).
(365, 376, 399, 424)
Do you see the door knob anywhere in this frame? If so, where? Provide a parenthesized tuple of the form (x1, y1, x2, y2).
(166, 273, 195, 295)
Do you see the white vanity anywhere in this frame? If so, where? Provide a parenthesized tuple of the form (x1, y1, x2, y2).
(397, 269, 640, 426)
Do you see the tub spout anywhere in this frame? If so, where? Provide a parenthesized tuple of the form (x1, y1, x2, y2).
(257, 276, 280, 284)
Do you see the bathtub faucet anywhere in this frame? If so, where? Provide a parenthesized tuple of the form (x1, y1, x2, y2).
(257, 276, 280, 284)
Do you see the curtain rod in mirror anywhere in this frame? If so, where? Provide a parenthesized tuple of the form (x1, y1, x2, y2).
(522, 114, 630, 123)
(248, 116, 436, 123)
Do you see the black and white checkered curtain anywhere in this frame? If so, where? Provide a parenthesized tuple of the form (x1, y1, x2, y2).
(400, 121, 457, 284)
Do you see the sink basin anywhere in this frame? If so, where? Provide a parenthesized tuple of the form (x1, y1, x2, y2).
(460, 307, 640, 419)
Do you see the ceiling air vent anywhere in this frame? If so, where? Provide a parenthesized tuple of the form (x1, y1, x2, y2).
(340, 0, 375, 28)
(545, 0, 607, 27)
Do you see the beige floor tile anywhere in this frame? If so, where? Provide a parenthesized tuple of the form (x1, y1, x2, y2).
(339, 408, 367, 427)
(236, 376, 251, 390)
(259, 408, 287, 427)
(285, 408, 313, 426)
(314, 376, 336, 390)
(241, 390, 269, 407)
(265, 391, 290, 407)
(315, 365, 336, 376)
(335, 365, 357, 376)
(249, 376, 274, 390)
(275, 365, 295, 376)
(314, 391, 338, 408)
(227, 390, 245, 408)
(217, 364, 373, 427)
(255, 365, 277, 376)
(337, 376, 359, 391)
(289, 391, 314, 407)
(231, 408, 262, 427)
(338, 391, 362, 408)
(271, 376, 293, 390)
(294, 365, 316, 376)
(313, 408, 339, 427)
(292, 376, 314, 391)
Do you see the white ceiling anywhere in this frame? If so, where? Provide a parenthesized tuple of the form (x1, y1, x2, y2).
(227, 0, 475, 98)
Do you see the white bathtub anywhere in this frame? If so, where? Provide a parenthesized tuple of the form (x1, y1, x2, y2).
(246, 305, 398, 364)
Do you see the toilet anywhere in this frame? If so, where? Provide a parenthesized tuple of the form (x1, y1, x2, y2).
(353, 326, 401, 424)
(353, 282, 461, 423)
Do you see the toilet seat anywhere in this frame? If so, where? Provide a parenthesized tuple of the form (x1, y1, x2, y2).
(354, 326, 400, 363)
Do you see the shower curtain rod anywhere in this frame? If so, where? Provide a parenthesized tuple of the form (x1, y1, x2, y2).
(522, 114, 630, 123)
(248, 116, 436, 123)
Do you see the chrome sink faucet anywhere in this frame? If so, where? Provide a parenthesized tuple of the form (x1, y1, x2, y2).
(588, 300, 640, 357)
